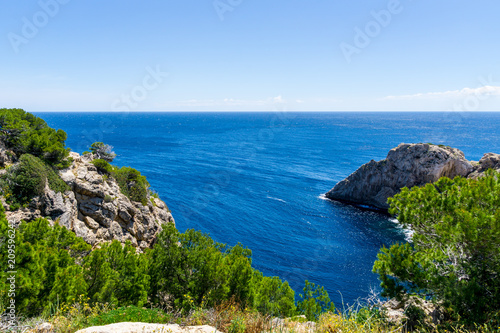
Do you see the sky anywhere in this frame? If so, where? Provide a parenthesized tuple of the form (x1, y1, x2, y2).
(1, 0, 500, 112)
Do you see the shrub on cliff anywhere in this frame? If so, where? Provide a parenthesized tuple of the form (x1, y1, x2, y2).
(89, 142, 116, 162)
(0, 108, 71, 168)
(1, 154, 69, 207)
(91, 158, 149, 205)
(91, 158, 113, 174)
(113, 166, 149, 205)
(373, 170, 500, 324)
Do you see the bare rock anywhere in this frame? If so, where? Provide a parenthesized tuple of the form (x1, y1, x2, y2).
(5, 152, 174, 251)
(382, 296, 444, 327)
(468, 152, 500, 178)
(75, 323, 223, 333)
(326, 143, 476, 210)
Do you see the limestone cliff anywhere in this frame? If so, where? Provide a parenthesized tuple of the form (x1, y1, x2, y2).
(326, 143, 500, 210)
(4, 152, 174, 250)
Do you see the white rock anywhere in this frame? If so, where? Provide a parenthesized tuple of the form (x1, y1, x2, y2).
(75, 323, 222, 333)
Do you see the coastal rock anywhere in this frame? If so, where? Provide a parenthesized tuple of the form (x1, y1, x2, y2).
(468, 152, 500, 178)
(325, 143, 496, 210)
(74, 323, 223, 333)
(4, 152, 174, 250)
(382, 296, 444, 326)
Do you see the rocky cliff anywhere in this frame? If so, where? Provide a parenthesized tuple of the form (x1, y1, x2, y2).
(3, 152, 174, 250)
(326, 143, 500, 210)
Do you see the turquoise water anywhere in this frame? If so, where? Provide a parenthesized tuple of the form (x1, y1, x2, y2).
(36, 111, 500, 306)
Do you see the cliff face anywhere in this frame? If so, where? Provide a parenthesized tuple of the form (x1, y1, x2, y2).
(4, 152, 174, 250)
(326, 143, 500, 210)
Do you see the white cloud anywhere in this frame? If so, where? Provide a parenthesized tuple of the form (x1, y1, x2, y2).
(381, 86, 500, 101)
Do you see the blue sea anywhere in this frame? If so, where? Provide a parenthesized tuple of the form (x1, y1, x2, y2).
(36, 111, 500, 307)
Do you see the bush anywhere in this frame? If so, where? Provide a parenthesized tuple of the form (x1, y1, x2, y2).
(373, 171, 500, 323)
(89, 142, 116, 162)
(92, 159, 113, 174)
(297, 280, 335, 321)
(1, 154, 69, 205)
(0, 108, 70, 168)
(113, 166, 149, 205)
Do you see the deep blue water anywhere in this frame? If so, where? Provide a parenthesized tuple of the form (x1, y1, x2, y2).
(35, 112, 500, 306)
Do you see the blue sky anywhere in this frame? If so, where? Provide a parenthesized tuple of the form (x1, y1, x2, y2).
(1, 0, 500, 111)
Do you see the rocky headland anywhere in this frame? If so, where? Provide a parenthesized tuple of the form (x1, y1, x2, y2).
(2, 150, 174, 250)
(326, 143, 500, 211)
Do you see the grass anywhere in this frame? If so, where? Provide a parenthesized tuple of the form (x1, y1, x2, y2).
(4, 298, 500, 333)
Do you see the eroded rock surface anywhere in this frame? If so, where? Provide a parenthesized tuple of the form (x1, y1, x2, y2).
(326, 143, 500, 210)
(74, 323, 222, 333)
(5, 152, 174, 250)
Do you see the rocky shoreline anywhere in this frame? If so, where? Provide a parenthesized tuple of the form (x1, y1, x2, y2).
(326, 143, 500, 211)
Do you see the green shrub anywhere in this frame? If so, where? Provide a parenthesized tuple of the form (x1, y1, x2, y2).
(113, 166, 149, 205)
(1, 154, 69, 205)
(374, 171, 500, 324)
(89, 142, 116, 162)
(297, 280, 335, 321)
(92, 159, 113, 174)
(104, 194, 113, 203)
(0, 108, 71, 168)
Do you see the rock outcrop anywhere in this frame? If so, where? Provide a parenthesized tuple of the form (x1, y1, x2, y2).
(74, 323, 222, 333)
(326, 143, 500, 210)
(4, 152, 174, 250)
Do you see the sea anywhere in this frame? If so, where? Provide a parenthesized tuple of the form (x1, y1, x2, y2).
(35, 111, 500, 307)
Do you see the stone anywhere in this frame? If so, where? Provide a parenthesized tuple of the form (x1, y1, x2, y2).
(34, 322, 54, 332)
(84, 216, 100, 230)
(325, 143, 493, 210)
(5, 151, 174, 251)
(74, 323, 223, 333)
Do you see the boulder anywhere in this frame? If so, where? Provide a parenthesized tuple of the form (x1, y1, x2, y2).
(74, 323, 223, 333)
(325, 143, 497, 210)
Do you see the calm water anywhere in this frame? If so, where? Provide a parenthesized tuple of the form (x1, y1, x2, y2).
(36, 112, 500, 306)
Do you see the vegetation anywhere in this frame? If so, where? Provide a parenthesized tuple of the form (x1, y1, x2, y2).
(91, 157, 149, 205)
(0, 204, 330, 329)
(2, 108, 499, 331)
(373, 170, 500, 326)
(1, 154, 70, 208)
(0, 108, 71, 168)
(89, 142, 116, 162)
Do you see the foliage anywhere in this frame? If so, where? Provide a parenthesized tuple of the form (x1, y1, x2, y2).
(253, 275, 296, 318)
(91, 159, 113, 174)
(112, 166, 149, 205)
(91, 157, 149, 205)
(86, 305, 172, 327)
(83, 240, 150, 308)
(1, 154, 69, 206)
(297, 280, 335, 321)
(0, 216, 90, 317)
(373, 171, 500, 323)
(149, 224, 258, 313)
(0, 108, 71, 168)
(89, 142, 116, 162)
